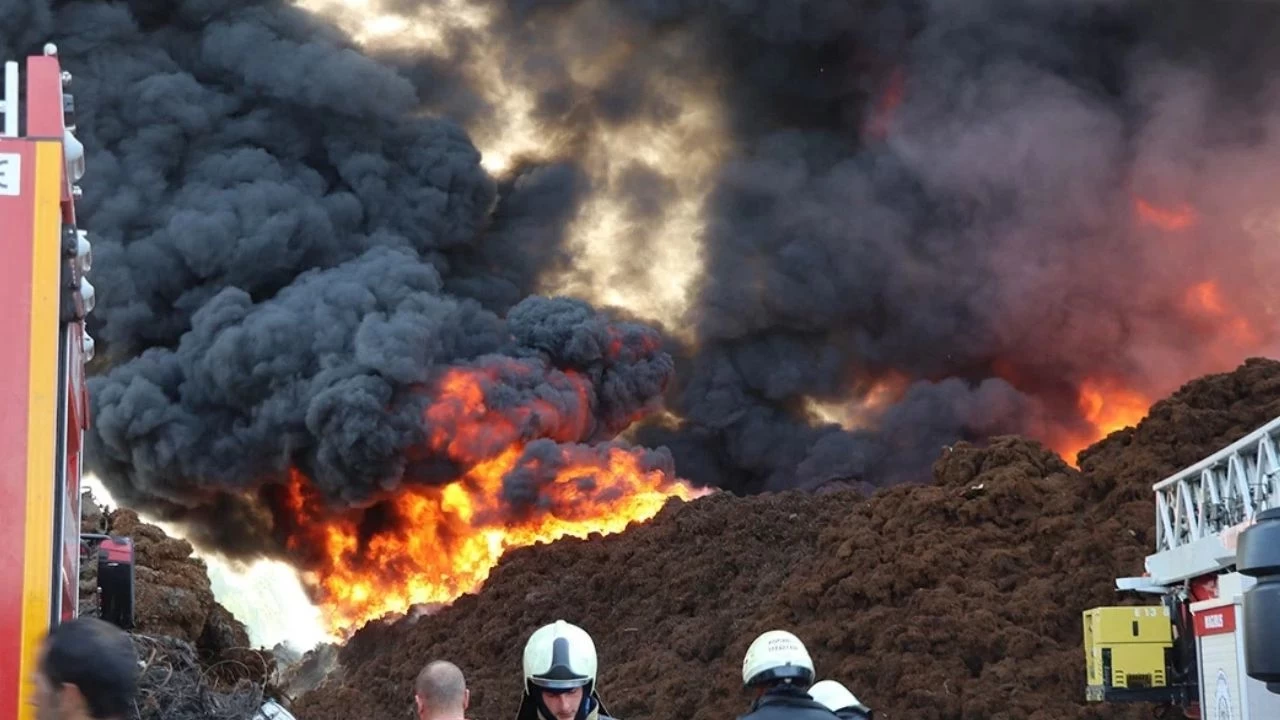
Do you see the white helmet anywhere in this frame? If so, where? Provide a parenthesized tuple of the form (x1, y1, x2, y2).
(741, 630, 815, 688)
(809, 680, 864, 712)
(523, 620, 598, 691)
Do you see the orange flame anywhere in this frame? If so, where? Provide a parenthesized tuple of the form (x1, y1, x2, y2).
(1051, 378, 1151, 465)
(1134, 198, 1196, 231)
(1182, 280, 1260, 347)
(863, 370, 911, 411)
(805, 370, 911, 430)
(1037, 196, 1271, 465)
(1185, 280, 1225, 314)
(277, 366, 708, 635)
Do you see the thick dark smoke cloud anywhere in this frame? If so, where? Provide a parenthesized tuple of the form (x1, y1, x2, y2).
(369, 0, 1280, 492)
(26, 1, 502, 362)
(11, 0, 1280, 561)
(1, 0, 680, 556)
(88, 242, 670, 552)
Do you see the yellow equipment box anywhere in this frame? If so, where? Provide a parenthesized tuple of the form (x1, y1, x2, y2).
(1082, 606, 1177, 703)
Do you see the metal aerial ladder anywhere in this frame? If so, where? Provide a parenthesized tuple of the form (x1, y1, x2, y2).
(1137, 416, 1280, 588)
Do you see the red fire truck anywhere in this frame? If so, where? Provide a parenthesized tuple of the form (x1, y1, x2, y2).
(1083, 415, 1280, 718)
(0, 44, 135, 720)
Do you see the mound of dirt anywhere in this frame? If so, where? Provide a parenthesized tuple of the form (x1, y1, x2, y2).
(292, 357, 1280, 720)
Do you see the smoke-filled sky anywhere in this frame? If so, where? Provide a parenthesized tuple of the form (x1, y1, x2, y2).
(6, 0, 1278, 557)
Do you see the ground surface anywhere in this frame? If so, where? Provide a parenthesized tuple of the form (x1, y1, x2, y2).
(284, 358, 1280, 720)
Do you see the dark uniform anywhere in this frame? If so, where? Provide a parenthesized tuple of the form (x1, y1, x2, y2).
(737, 686, 842, 720)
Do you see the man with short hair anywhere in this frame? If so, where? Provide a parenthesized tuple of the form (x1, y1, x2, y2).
(31, 616, 139, 720)
(414, 660, 470, 720)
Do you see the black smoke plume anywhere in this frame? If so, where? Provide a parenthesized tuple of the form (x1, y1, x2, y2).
(8, 0, 1280, 561)
(370, 0, 1280, 492)
(3, 0, 675, 556)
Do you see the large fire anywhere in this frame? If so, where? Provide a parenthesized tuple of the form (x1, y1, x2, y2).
(274, 365, 708, 635)
(1050, 379, 1152, 464)
(1047, 196, 1272, 464)
(853, 77, 1267, 465)
(222, 4, 1278, 634)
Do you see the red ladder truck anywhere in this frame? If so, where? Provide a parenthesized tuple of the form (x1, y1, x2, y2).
(0, 44, 135, 720)
(1083, 415, 1280, 718)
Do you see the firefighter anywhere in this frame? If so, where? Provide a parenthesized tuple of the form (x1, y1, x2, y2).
(515, 620, 615, 720)
(737, 630, 839, 720)
(31, 616, 139, 720)
(809, 680, 873, 720)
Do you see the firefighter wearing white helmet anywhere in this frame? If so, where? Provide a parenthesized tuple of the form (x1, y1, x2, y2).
(736, 631, 841, 720)
(515, 620, 616, 720)
(809, 680, 873, 720)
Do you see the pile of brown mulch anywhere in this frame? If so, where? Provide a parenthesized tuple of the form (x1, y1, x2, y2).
(277, 357, 1280, 720)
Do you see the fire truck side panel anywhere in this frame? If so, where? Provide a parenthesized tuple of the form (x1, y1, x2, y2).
(24, 57, 66, 140)
(0, 136, 64, 720)
(1195, 602, 1244, 720)
(52, 264, 84, 622)
(59, 427, 80, 621)
(58, 216, 86, 625)
(23, 138, 65, 720)
(0, 137, 39, 720)
(1237, 605, 1280, 719)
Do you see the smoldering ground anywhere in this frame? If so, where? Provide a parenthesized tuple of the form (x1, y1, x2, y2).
(8, 0, 1279, 558)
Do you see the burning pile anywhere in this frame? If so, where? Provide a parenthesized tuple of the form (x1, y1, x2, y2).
(291, 357, 1280, 720)
(274, 430, 704, 630)
(11, 0, 1280, 639)
(83, 274, 702, 634)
